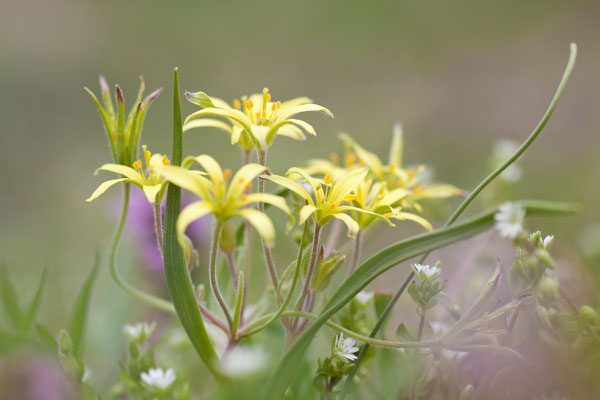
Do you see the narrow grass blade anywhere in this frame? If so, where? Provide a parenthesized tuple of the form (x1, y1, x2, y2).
(20, 267, 48, 332)
(0, 266, 22, 330)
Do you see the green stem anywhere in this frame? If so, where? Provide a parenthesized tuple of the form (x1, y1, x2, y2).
(342, 43, 578, 394)
(209, 221, 233, 331)
(348, 231, 362, 276)
(257, 150, 279, 295)
(109, 183, 175, 313)
(240, 223, 308, 337)
(153, 203, 164, 256)
(409, 310, 427, 400)
(292, 223, 321, 331)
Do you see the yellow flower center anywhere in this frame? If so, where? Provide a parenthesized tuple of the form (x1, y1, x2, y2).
(132, 145, 169, 186)
(242, 88, 281, 126)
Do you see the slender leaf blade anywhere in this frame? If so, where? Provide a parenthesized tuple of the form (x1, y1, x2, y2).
(67, 253, 100, 358)
(163, 68, 225, 380)
(20, 267, 48, 332)
(0, 266, 22, 330)
(264, 200, 577, 398)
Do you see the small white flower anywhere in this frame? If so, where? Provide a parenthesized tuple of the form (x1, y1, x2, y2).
(411, 263, 441, 281)
(223, 346, 267, 376)
(123, 321, 155, 343)
(140, 368, 176, 390)
(332, 333, 359, 363)
(541, 235, 554, 249)
(494, 202, 525, 239)
(355, 291, 373, 306)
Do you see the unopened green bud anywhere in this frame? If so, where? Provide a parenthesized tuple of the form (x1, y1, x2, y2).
(59, 330, 73, 355)
(557, 312, 580, 343)
(535, 248, 556, 270)
(579, 306, 600, 329)
(182, 234, 199, 270)
(529, 231, 541, 244)
(195, 284, 205, 302)
(537, 276, 559, 302)
(219, 222, 235, 253)
(459, 384, 475, 400)
(311, 247, 345, 292)
(450, 304, 462, 321)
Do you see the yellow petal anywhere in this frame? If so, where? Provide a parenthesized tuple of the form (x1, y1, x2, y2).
(389, 211, 433, 231)
(226, 163, 268, 201)
(86, 178, 135, 202)
(279, 96, 312, 109)
(142, 184, 162, 204)
(286, 167, 322, 203)
(336, 205, 395, 227)
(185, 108, 253, 137)
(299, 204, 318, 225)
(238, 209, 276, 247)
(195, 155, 224, 183)
(263, 175, 314, 206)
(332, 213, 360, 238)
(285, 119, 316, 136)
(275, 124, 306, 141)
(274, 103, 334, 122)
(411, 184, 463, 200)
(183, 118, 233, 134)
(329, 167, 368, 206)
(231, 125, 243, 145)
(177, 202, 213, 246)
(380, 188, 411, 206)
(240, 193, 290, 214)
(338, 133, 385, 178)
(388, 122, 404, 169)
(157, 165, 212, 199)
(96, 164, 141, 182)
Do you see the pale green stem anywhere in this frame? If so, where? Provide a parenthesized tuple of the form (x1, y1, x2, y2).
(241, 148, 252, 324)
(153, 203, 163, 256)
(292, 223, 321, 331)
(409, 310, 427, 400)
(342, 43, 578, 394)
(110, 183, 175, 313)
(209, 221, 233, 331)
(240, 223, 308, 338)
(226, 251, 237, 292)
(348, 230, 362, 276)
(257, 150, 279, 295)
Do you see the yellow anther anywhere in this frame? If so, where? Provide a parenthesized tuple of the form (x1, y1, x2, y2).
(224, 169, 232, 179)
(406, 168, 415, 176)
(255, 112, 260, 120)
(275, 101, 280, 108)
(245, 100, 253, 110)
(343, 194, 356, 202)
(316, 184, 323, 192)
(233, 99, 241, 109)
(359, 159, 366, 166)
(271, 102, 277, 111)
(241, 195, 248, 201)
(133, 160, 142, 169)
(244, 183, 251, 190)
(324, 174, 332, 185)
(412, 185, 423, 195)
(388, 164, 395, 172)
(162, 155, 170, 166)
(265, 93, 271, 102)
(238, 177, 245, 184)
(396, 179, 404, 186)
(262, 111, 267, 119)
(329, 153, 340, 164)
(330, 203, 336, 209)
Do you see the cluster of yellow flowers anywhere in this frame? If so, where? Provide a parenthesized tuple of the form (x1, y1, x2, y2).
(87, 87, 461, 250)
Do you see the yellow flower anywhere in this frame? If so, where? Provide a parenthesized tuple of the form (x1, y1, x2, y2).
(305, 125, 463, 213)
(86, 145, 170, 205)
(352, 179, 433, 231)
(156, 155, 290, 247)
(264, 167, 392, 238)
(183, 88, 333, 151)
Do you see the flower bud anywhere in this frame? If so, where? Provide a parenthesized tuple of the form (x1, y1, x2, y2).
(537, 276, 559, 302)
(219, 222, 235, 253)
(579, 305, 600, 330)
(450, 304, 463, 321)
(535, 248, 556, 270)
(311, 248, 346, 292)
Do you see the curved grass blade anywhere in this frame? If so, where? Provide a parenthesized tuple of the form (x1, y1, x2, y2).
(264, 200, 578, 399)
(341, 43, 578, 393)
(21, 267, 48, 333)
(67, 253, 100, 358)
(162, 68, 225, 380)
(0, 266, 22, 330)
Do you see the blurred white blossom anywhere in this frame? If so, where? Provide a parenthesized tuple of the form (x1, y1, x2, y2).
(140, 368, 176, 390)
(494, 202, 525, 239)
(123, 321, 155, 343)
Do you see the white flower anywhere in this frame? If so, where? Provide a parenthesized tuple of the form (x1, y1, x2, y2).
(492, 139, 523, 183)
(123, 321, 155, 343)
(332, 333, 359, 363)
(541, 235, 554, 249)
(223, 346, 267, 376)
(354, 291, 374, 306)
(494, 202, 525, 239)
(411, 263, 441, 281)
(140, 368, 176, 390)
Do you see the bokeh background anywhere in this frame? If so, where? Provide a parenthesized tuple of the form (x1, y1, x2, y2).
(1, 0, 599, 397)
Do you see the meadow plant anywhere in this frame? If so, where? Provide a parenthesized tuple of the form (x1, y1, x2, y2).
(4, 43, 600, 399)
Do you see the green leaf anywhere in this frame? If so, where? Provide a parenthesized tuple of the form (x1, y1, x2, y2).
(231, 271, 244, 338)
(163, 68, 225, 380)
(36, 324, 58, 353)
(67, 253, 100, 358)
(264, 200, 578, 399)
(0, 266, 22, 330)
(20, 268, 48, 332)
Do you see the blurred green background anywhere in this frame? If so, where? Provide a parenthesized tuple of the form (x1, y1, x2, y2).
(1, 0, 599, 395)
